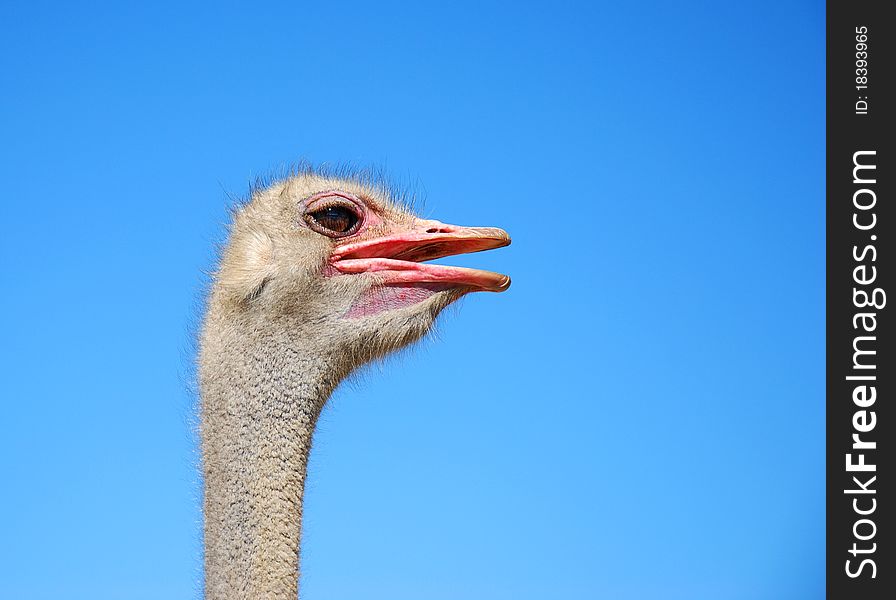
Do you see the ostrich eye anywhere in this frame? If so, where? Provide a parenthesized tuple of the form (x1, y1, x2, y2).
(305, 204, 362, 236)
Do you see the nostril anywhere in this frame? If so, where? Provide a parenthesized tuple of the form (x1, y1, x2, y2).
(426, 228, 439, 234)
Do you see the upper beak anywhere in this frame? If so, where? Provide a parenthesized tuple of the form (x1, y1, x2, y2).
(329, 220, 511, 292)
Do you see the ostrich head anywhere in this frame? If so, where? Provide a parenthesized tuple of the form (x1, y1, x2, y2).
(199, 169, 510, 599)
(209, 171, 510, 375)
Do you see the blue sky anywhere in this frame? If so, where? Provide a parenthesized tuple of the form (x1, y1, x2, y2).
(0, 1, 824, 599)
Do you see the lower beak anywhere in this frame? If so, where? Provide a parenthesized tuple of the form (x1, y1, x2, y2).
(329, 221, 511, 292)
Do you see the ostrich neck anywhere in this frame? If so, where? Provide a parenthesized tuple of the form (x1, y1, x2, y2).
(200, 326, 341, 600)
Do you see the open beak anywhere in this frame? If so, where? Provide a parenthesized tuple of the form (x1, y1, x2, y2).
(330, 221, 511, 292)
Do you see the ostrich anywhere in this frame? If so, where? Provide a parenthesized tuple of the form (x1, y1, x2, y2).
(198, 169, 511, 599)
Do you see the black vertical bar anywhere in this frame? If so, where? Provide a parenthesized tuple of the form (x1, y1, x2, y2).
(827, 1, 892, 598)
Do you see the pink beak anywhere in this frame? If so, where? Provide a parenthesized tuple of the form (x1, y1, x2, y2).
(329, 220, 511, 292)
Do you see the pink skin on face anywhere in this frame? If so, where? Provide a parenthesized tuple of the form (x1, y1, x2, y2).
(327, 220, 511, 317)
